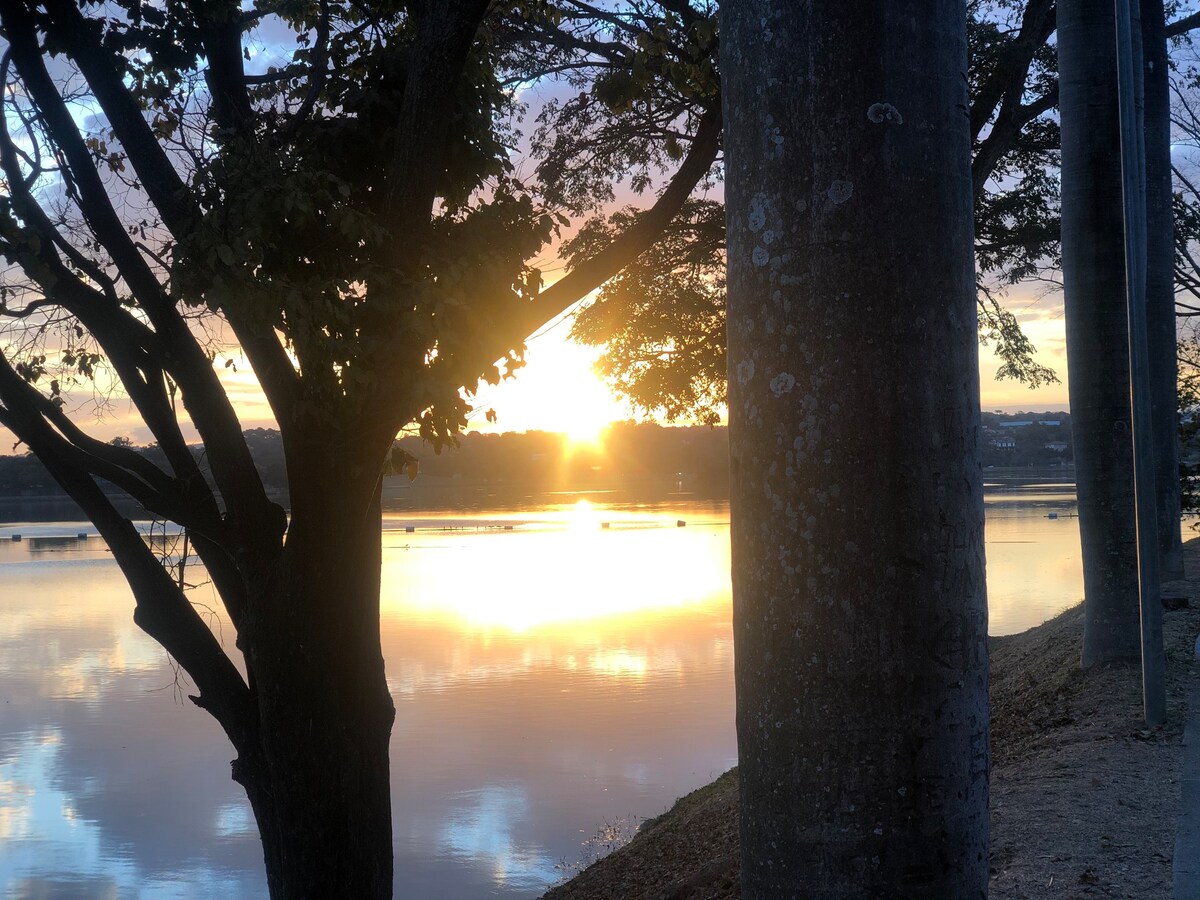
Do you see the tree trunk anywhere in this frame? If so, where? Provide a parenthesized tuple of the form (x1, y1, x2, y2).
(721, 2, 989, 896)
(238, 467, 395, 899)
(1143, 0, 1184, 581)
(1059, 0, 1143, 667)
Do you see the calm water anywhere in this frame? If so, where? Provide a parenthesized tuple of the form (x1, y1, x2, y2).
(0, 486, 1090, 898)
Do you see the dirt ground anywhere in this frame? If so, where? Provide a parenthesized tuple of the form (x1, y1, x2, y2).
(543, 545, 1200, 900)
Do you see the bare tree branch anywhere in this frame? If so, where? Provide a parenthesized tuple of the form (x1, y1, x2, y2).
(0, 358, 254, 750)
(40, 0, 200, 237)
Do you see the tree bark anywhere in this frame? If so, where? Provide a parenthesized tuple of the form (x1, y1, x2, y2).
(1059, 0, 1143, 667)
(1143, 0, 1184, 581)
(238, 466, 395, 899)
(721, 2, 989, 896)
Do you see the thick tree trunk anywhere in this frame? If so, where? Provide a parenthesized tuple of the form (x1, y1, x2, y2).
(721, 2, 989, 896)
(237, 468, 395, 899)
(1143, 0, 1184, 581)
(1059, 0, 1143, 667)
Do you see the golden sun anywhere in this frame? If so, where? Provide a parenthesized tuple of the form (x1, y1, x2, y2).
(560, 406, 609, 451)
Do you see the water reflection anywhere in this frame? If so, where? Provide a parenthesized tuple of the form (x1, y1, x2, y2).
(0, 488, 1099, 897)
(437, 785, 560, 892)
(380, 501, 729, 633)
(982, 483, 1084, 636)
(0, 503, 737, 899)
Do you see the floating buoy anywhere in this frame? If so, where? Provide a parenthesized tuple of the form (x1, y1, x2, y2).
(601, 522, 610, 529)
(677, 520, 686, 528)
(1048, 512, 1058, 520)
(405, 526, 415, 533)
(10, 534, 20, 541)
(77, 533, 88, 540)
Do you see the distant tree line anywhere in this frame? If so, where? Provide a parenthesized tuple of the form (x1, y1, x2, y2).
(0, 423, 730, 504)
(396, 422, 729, 492)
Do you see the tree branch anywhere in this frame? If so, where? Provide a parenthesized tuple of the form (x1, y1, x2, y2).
(516, 102, 722, 339)
(39, 0, 200, 237)
(3, 5, 176, 314)
(972, 82, 1058, 197)
(1167, 10, 1200, 38)
(0, 363, 254, 749)
(192, 0, 255, 135)
(7, 4, 285, 565)
(969, 0, 1056, 143)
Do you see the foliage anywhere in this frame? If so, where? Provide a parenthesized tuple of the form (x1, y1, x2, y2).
(978, 292, 1059, 388)
(566, 199, 725, 423)
(1178, 330, 1200, 511)
(0, 4, 727, 890)
(542, 0, 1064, 422)
(968, 0, 1062, 283)
(525, 1, 719, 215)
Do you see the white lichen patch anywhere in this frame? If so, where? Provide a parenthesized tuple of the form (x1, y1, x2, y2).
(752, 246, 770, 266)
(736, 358, 756, 385)
(827, 180, 854, 204)
(748, 192, 769, 232)
(769, 372, 796, 397)
(867, 102, 904, 125)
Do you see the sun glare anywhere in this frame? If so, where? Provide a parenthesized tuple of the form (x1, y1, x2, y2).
(561, 411, 608, 451)
(466, 331, 626, 440)
(380, 508, 732, 633)
(568, 498, 601, 530)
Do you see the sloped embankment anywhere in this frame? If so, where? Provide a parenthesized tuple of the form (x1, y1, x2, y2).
(544, 547, 1200, 900)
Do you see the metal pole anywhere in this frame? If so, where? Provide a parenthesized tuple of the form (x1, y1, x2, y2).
(1114, 0, 1167, 726)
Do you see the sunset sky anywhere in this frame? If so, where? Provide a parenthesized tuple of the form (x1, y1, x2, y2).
(35, 276, 1073, 449)
(0, 23, 1082, 451)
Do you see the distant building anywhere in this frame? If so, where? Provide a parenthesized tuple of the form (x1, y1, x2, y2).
(997, 421, 1034, 428)
(991, 438, 1016, 449)
(1044, 441, 1069, 452)
(1038, 419, 1062, 427)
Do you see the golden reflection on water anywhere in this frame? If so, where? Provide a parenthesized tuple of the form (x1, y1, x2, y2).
(983, 505, 1086, 636)
(379, 502, 731, 634)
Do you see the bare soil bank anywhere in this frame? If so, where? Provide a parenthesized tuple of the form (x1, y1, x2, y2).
(544, 545, 1200, 900)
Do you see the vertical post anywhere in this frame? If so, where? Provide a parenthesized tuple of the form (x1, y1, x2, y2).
(1114, 0, 1167, 726)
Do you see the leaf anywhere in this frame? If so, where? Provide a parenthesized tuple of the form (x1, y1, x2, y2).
(216, 244, 235, 266)
(385, 443, 420, 480)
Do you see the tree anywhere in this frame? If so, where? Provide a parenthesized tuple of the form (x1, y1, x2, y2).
(560, 0, 1062, 424)
(1146, 0, 1185, 581)
(722, 0, 989, 894)
(1058, 0, 1145, 666)
(0, 2, 719, 895)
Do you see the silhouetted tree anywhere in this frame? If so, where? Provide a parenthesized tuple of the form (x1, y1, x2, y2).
(0, 2, 718, 895)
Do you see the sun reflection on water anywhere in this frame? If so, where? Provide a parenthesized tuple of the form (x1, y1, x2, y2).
(587, 648, 651, 679)
(380, 505, 731, 634)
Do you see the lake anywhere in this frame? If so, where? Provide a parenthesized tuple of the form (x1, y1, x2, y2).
(0, 482, 1096, 898)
